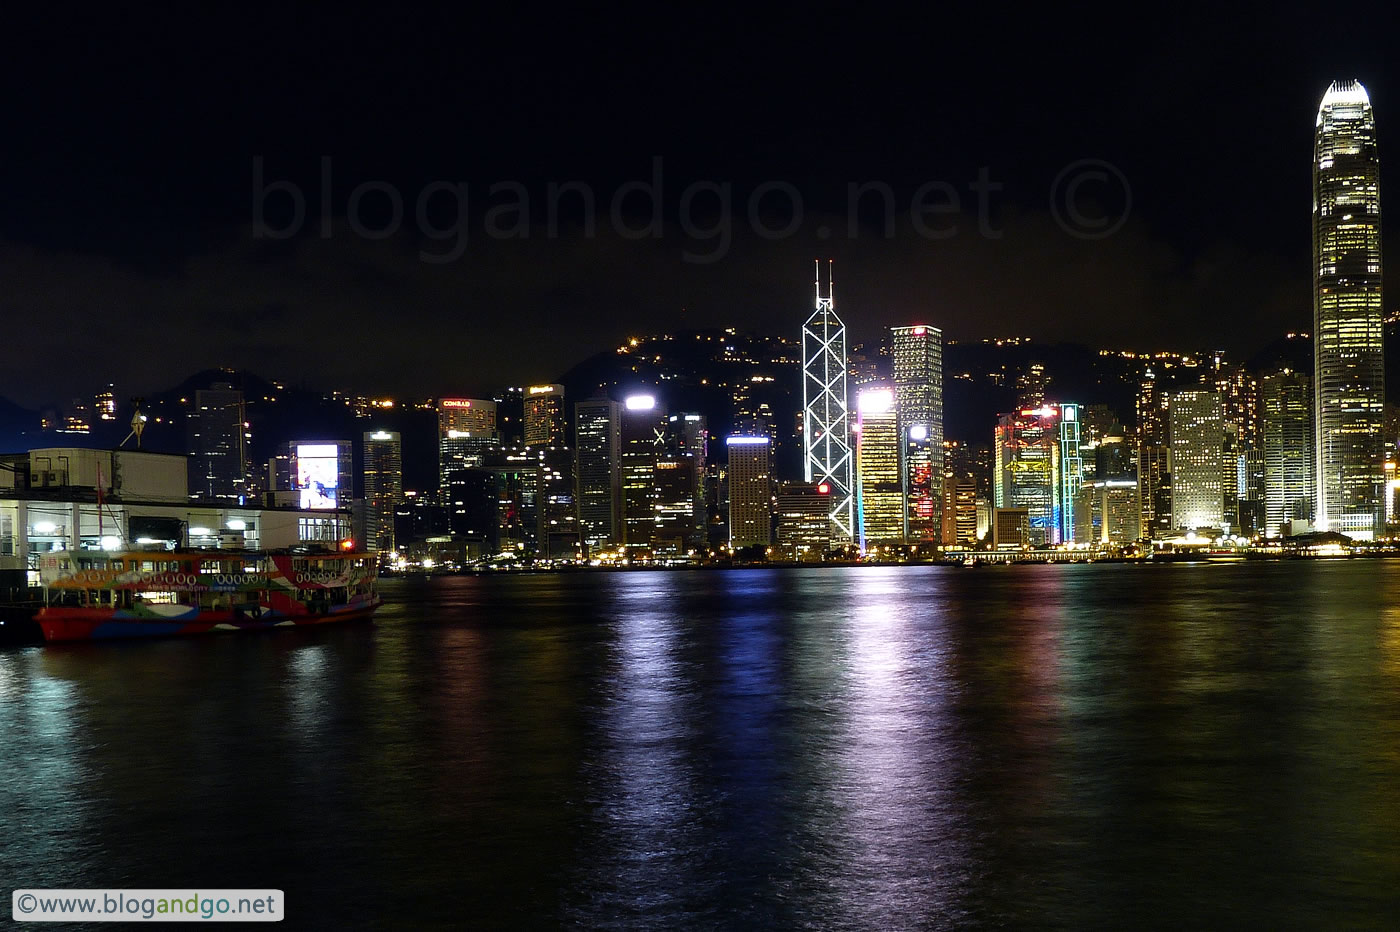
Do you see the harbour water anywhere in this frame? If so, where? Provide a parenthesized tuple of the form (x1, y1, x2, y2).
(3, 563, 1400, 928)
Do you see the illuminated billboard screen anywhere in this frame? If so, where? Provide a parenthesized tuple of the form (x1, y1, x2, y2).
(296, 444, 340, 510)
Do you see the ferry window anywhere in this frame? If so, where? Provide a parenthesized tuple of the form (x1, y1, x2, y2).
(142, 561, 155, 572)
(112, 560, 124, 571)
(202, 561, 220, 573)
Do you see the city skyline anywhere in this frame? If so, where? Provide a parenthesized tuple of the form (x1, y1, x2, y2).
(3, 75, 1396, 555)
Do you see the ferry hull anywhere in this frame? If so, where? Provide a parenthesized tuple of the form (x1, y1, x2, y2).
(38, 600, 381, 642)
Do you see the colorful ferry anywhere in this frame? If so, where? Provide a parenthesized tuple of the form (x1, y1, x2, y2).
(35, 549, 382, 642)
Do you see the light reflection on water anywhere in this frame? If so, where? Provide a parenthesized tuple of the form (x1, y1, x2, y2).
(2, 563, 1399, 928)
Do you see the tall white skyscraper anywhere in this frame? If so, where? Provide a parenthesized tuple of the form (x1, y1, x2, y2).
(1314, 80, 1385, 537)
(802, 260, 854, 542)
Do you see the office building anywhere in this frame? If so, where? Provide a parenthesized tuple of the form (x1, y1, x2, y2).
(940, 478, 979, 547)
(1137, 370, 1173, 539)
(438, 398, 498, 491)
(524, 384, 566, 447)
(1016, 363, 1050, 408)
(1074, 479, 1141, 545)
(574, 396, 620, 551)
(444, 463, 538, 558)
(855, 386, 902, 551)
(1262, 370, 1315, 536)
(892, 324, 944, 541)
(362, 430, 403, 553)
(653, 453, 698, 557)
(1094, 426, 1133, 481)
(668, 413, 709, 546)
(620, 394, 665, 549)
(1170, 389, 1225, 531)
(1313, 80, 1386, 537)
(726, 436, 773, 549)
(993, 507, 1030, 550)
(187, 383, 249, 503)
(993, 405, 1063, 547)
(775, 481, 831, 560)
(802, 260, 855, 542)
(1057, 404, 1084, 542)
(533, 445, 578, 559)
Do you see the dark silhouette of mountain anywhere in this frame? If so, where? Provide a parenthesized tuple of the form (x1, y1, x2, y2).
(1247, 334, 1313, 378)
(0, 397, 41, 452)
(559, 329, 1146, 459)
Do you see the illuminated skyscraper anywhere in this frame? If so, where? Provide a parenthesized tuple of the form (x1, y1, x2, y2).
(1016, 363, 1050, 408)
(1136, 370, 1172, 539)
(574, 396, 620, 550)
(892, 324, 943, 541)
(726, 436, 773, 549)
(775, 481, 832, 559)
(1057, 404, 1083, 542)
(802, 260, 854, 542)
(1314, 80, 1385, 536)
(1073, 479, 1141, 544)
(940, 478, 979, 546)
(533, 445, 578, 559)
(620, 394, 664, 549)
(438, 398, 498, 491)
(855, 386, 902, 551)
(667, 413, 708, 548)
(362, 430, 403, 553)
(1210, 353, 1261, 533)
(993, 404, 1077, 546)
(1261, 370, 1315, 536)
(524, 384, 566, 447)
(94, 384, 117, 422)
(1170, 390, 1225, 531)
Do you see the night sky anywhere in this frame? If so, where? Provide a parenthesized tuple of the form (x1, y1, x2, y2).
(3, 4, 1398, 407)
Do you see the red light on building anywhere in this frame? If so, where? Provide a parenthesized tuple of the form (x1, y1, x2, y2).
(818, 482, 831, 494)
(912, 326, 926, 336)
(340, 539, 355, 550)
